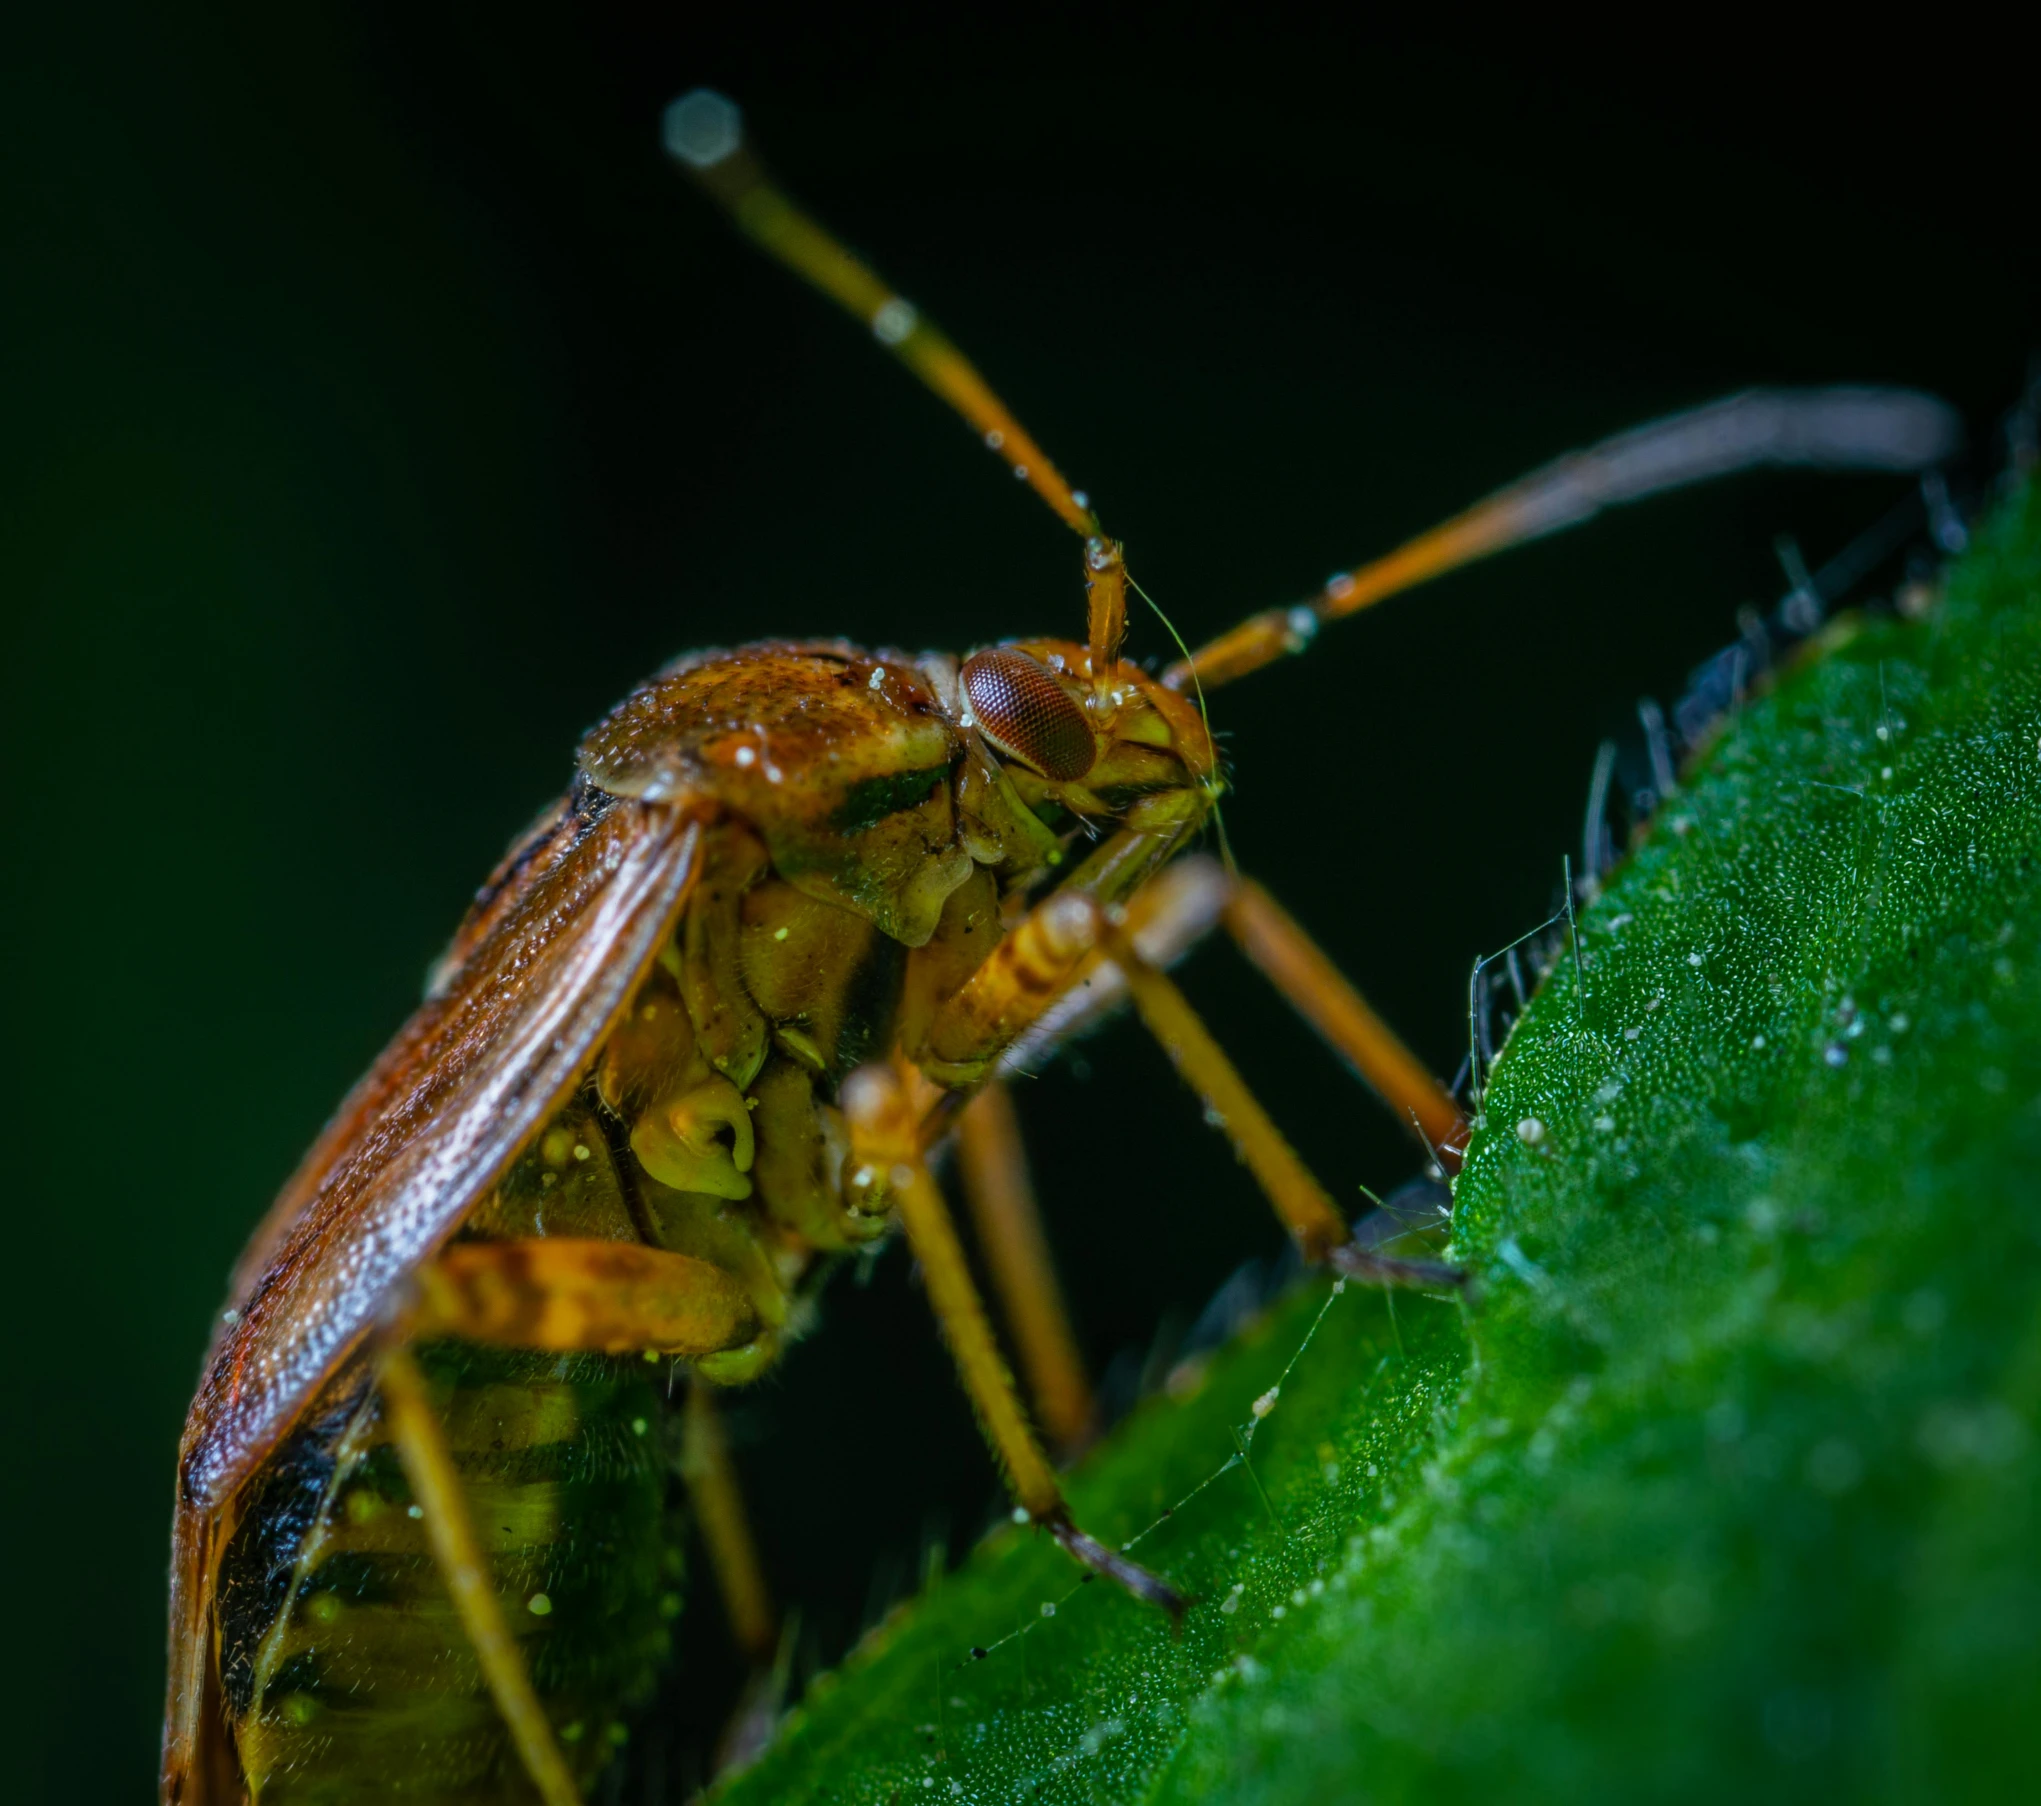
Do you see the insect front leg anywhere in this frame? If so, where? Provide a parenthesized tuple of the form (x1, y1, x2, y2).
(1096, 919, 1463, 1290)
(841, 1061, 1186, 1617)
(907, 859, 1207, 1456)
(992, 854, 1465, 1167)
(1217, 876, 1468, 1168)
(920, 865, 1459, 1288)
(374, 1238, 765, 1806)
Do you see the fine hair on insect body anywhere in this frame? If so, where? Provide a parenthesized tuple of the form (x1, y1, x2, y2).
(160, 85, 1964, 1806)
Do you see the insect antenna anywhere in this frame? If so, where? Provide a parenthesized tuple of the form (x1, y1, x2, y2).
(1164, 387, 1965, 695)
(664, 89, 1098, 541)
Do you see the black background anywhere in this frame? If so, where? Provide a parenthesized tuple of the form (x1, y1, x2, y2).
(5, 7, 2034, 1798)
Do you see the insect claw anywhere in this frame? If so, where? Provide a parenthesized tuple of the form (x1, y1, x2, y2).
(1046, 1516, 1189, 1622)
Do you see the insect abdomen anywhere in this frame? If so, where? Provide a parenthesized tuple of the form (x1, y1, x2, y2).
(219, 1343, 674, 1803)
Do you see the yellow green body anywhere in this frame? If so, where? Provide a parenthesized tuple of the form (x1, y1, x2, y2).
(219, 1344, 670, 1802)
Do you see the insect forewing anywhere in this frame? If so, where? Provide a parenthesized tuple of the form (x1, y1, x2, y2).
(163, 794, 704, 1802)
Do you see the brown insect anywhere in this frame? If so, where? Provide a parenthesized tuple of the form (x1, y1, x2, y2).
(161, 88, 1961, 1806)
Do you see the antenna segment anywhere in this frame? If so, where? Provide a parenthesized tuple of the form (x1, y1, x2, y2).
(1164, 388, 1964, 693)
(664, 90, 1097, 539)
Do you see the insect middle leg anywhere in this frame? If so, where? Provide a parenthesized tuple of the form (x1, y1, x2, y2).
(955, 1082, 1095, 1456)
(377, 1237, 764, 1806)
(843, 1062, 1185, 1614)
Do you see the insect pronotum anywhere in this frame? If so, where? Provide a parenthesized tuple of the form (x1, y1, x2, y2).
(161, 87, 1962, 1806)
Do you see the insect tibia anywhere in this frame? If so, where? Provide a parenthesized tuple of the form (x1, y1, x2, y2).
(1046, 1516, 1189, 1622)
(1327, 1240, 1468, 1294)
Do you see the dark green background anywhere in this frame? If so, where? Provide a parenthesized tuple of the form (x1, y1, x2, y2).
(5, 9, 2033, 1799)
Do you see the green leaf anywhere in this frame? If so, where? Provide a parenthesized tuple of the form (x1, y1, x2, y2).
(719, 481, 2041, 1804)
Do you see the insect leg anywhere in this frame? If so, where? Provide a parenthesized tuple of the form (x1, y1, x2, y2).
(968, 855, 1460, 1172)
(372, 1240, 764, 1806)
(410, 1236, 759, 1354)
(956, 1083, 1095, 1455)
(377, 1344, 583, 1806)
(925, 854, 1458, 1228)
(842, 1062, 1185, 1616)
(1218, 877, 1468, 1168)
(682, 1379, 777, 1666)
(683, 1380, 796, 1779)
(1166, 387, 1963, 693)
(990, 854, 1232, 1080)
(1099, 920, 1461, 1290)
(918, 888, 1104, 1089)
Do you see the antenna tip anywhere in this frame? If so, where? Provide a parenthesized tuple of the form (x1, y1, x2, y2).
(663, 89, 742, 169)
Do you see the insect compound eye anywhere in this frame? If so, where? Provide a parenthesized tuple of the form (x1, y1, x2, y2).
(960, 647, 1097, 783)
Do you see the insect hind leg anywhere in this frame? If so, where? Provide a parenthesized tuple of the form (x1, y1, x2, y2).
(371, 1236, 768, 1806)
(376, 1344, 584, 1806)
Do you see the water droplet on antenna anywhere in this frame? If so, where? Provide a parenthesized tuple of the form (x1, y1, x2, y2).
(662, 90, 742, 169)
(871, 298, 918, 345)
